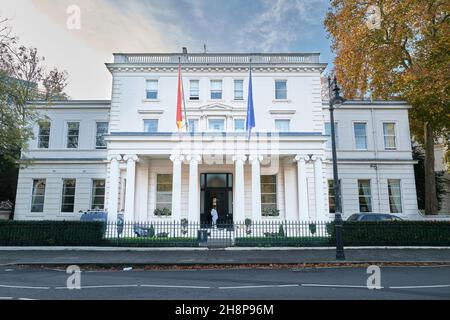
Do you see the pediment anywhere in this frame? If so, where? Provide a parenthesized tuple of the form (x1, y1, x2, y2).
(198, 103, 234, 111)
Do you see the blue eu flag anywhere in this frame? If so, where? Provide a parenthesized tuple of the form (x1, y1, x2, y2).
(246, 66, 255, 140)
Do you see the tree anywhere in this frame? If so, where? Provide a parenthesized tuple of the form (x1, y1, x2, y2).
(0, 17, 68, 204)
(325, 1, 449, 215)
(412, 144, 445, 211)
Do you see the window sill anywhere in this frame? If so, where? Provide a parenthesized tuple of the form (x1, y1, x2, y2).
(272, 99, 291, 104)
(142, 99, 161, 103)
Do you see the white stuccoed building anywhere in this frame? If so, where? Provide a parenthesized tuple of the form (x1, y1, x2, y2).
(14, 52, 419, 223)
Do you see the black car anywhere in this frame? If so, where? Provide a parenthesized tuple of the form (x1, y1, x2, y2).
(347, 213, 403, 221)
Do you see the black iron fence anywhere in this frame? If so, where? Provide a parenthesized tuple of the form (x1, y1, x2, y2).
(1, 220, 450, 247)
(104, 220, 333, 248)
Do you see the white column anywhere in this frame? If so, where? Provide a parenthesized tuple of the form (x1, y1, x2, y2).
(107, 155, 121, 222)
(233, 155, 247, 223)
(295, 155, 309, 221)
(135, 164, 149, 222)
(249, 155, 263, 221)
(124, 155, 138, 222)
(312, 155, 326, 221)
(170, 154, 184, 221)
(187, 155, 201, 223)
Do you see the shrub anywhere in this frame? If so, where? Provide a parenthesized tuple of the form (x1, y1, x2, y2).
(262, 208, 280, 217)
(278, 224, 285, 237)
(154, 208, 171, 217)
(148, 224, 155, 238)
(0, 221, 105, 246)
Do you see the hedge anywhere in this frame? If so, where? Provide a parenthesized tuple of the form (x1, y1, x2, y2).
(0, 221, 105, 246)
(328, 221, 450, 246)
(107, 237, 199, 248)
(234, 236, 332, 247)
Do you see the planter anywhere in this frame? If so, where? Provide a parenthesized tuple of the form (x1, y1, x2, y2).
(0, 210, 11, 221)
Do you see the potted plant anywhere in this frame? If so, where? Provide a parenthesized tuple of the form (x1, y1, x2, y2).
(181, 218, 189, 235)
(154, 207, 171, 217)
(262, 208, 280, 217)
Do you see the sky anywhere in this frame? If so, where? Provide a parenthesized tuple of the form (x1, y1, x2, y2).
(0, 0, 333, 100)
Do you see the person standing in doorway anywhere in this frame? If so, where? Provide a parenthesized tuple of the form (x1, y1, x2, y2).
(211, 206, 218, 228)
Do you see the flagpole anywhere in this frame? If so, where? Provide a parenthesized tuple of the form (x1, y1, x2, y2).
(179, 57, 189, 132)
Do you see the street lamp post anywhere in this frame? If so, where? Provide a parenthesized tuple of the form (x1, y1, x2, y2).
(328, 76, 346, 261)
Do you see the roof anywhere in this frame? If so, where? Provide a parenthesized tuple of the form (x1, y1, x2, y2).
(322, 100, 411, 109)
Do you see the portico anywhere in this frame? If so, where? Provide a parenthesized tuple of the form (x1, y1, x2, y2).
(105, 132, 330, 223)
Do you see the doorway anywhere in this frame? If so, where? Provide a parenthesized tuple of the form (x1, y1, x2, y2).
(200, 173, 233, 227)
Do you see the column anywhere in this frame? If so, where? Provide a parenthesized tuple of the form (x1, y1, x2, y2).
(233, 155, 247, 223)
(249, 155, 263, 221)
(170, 154, 184, 221)
(187, 155, 201, 223)
(312, 155, 326, 221)
(295, 155, 309, 221)
(107, 155, 121, 222)
(124, 154, 138, 222)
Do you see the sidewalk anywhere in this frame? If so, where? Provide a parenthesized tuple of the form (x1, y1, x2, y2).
(1, 247, 450, 265)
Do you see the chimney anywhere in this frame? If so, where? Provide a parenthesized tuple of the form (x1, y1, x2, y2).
(182, 47, 188, 54)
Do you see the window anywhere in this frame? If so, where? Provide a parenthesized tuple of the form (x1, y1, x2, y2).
(234, 80, 244, 100)
(95, 122, 108, 149)
(31, 179, 46, 213)
(328, 180, 342, 214)
(208, 119, 225, 132)
(210, 80, 222, 100)
(188, 119, 199, 133)
(144, 119, 158, 133)
(61, 179, 76, 213)
(156, 174, 172, 210)
(261, 175, 277, 211)
(146, 80, 158, 99)
(325, 122, 339, 149)
(38, 122, 51, 149)
(190, 80, 199, 100)
(358, 180, 372, 213)
(91, 180, 105, 210)
(234, 119, 245, 132)
(275, 119, 290, 132)
(354, 122, 367, 150)
(383, 122, 396, 149)
(275, 80, 287, 100)
(388, 179, 402, 213)
(66, 122, 80, 149)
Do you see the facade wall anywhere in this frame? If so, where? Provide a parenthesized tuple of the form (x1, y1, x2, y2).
(15, 162, 107, 220)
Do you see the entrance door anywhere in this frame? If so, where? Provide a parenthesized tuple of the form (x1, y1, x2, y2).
(200, 173, 233, 227)
(205, 190, 228, 225)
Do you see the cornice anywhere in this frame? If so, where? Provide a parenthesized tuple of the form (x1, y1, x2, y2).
(105, 64, 327, 74)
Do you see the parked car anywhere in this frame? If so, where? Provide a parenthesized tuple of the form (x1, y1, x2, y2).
(347, 213, 403, 221)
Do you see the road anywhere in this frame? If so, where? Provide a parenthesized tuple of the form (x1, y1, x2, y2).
(0, 265, 449, 300)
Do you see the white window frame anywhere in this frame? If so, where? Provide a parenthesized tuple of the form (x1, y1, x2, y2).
(188, 118, 200, 133)
(90, 179, 106, 210)
(383, 122, 397, 150)
(233, 79, 244, 101)
(261, 175, 278, 212)
(156, 174, 173, 211)
(233, 118, 246, 132)
(274, 119, 291, 132)
(145, 79, 159, 100)
(37, 121, 51, 149)
(189, 80, 200, 101)
(30, 179, 46, 213)
(61, 178, 76, 214)
(388, 179, 403, 214)
(65, 121, 80, 149)
(274, 79, 288, 100)
(95, 121, 109, 150)
(357, 179, 373, 213)
(208, 117, 226, 132)
(353, 121, 368, 150)
(210, 80, 223, 100)
(143, 119, 159, 133)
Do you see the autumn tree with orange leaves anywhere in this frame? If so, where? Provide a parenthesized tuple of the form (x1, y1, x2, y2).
(325, 0, 449, 215)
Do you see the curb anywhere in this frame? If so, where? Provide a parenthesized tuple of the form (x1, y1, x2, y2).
(0, 246, 450, 251)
